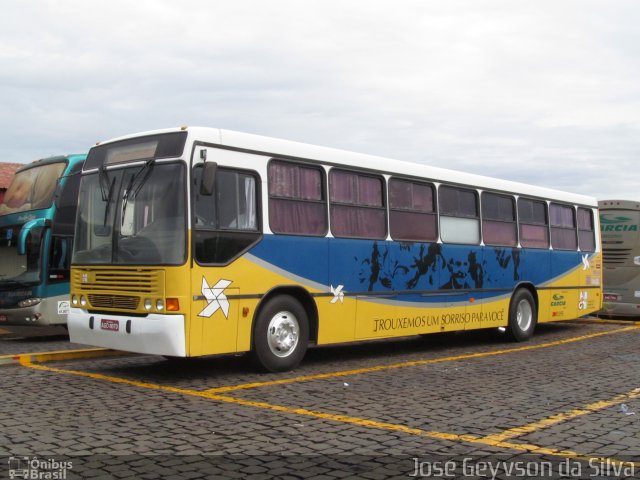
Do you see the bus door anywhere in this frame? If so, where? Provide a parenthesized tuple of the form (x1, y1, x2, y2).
(191, 262, 240, 356)
(190, 150, 260, 356)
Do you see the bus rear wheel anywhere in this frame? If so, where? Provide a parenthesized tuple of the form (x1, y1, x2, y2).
(252, 295, 309, 372)
(507, 289, 537, 342)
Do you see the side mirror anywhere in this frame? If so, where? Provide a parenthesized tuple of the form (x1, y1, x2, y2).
(18, 218, 50, 255)
(200, 162, 218, 196)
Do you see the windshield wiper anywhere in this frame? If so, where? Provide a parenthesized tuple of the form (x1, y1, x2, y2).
(99, 166, 111, 202)
(102, 173, 116, 228)
(121, 159, 155, 227)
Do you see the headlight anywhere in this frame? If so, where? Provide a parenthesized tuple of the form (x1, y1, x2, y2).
(18, 298, 42, 308)
(71, 295, 79, 306)
(156, 299, 164, 311)
(80, 296, 87, 307)
(144, 298, 153, 311)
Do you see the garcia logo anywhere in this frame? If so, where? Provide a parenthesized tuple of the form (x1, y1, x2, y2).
(551, 294, 566, 307)
(600, 214, 638, 232)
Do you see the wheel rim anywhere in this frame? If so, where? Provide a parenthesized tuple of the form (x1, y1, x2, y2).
(267, 311, 300, 358)
(516, 299, 533, 331)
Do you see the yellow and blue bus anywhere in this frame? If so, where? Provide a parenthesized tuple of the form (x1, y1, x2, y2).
(0, 154, 86, 326)
(598, 199, 640, 318)
(68, 128, 602, 371)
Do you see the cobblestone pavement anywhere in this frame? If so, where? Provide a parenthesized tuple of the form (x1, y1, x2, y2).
(0, 319, 638, 479)
(0, 326, 86, 355)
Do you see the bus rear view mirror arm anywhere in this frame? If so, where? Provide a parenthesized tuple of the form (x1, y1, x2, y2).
(18, 218, 51, 255)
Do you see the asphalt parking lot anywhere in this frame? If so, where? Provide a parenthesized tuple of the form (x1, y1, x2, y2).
(0, 319, 639, 479)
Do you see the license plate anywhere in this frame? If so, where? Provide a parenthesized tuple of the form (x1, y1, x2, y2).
(0, 315, 6, 322)
(100, 319, 120, 331)
(604, 293, 620, 302)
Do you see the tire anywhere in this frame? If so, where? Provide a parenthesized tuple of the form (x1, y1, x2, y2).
(507, 288, 537, 342)
(252, 295, 309, 372)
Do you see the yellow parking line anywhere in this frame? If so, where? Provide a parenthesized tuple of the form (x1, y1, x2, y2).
(0, 348, 130, 366)
(206, 325, 639, 394)
(481, 386, 640, 444)
(19, 358, 639, 468)
(20, 357, 197, 393)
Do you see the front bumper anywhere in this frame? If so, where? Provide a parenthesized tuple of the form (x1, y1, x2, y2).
(67, 308, 186, 356)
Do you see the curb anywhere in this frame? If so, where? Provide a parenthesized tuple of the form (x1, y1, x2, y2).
(0, 348, 132, 366)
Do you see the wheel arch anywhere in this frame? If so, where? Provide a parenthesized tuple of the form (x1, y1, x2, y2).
(506, 282, 539, 342)
(252, 285, 319, 348)
(511, 281, 538, 313)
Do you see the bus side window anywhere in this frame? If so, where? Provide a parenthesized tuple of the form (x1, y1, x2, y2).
(388, 178, 437, 242)
(482, 192, 517, 247)
(439, 186, 480, 244)
(193, 167, 261, 265)
(550, 203, 577, 250)
(578, 208, 595, 252)
(268, 160, 327, 236)
(217, 171, 257, 230)
(518, 198, 549, 248)
(329, 169, 386, 239)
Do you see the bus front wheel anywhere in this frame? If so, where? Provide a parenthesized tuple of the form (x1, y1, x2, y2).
(252, 295, 309, 372)
(507, 289, 537, 342)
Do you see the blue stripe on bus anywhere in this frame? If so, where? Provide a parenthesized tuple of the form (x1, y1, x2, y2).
(249, 235, 584, 302)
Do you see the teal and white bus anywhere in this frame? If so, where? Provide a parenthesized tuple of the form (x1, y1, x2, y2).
(0, 154, 86, 325)
(599, 199, 640, 318)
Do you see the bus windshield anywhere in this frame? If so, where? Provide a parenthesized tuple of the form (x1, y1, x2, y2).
(0, 224, 43, 286)
(72, 162, 186, 265)
(0, 162, 66, 215)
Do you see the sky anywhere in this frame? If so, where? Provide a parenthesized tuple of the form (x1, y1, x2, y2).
(1, 1, 639, 201)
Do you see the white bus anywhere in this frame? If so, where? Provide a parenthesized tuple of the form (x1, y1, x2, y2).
(68, 127, 602, 371)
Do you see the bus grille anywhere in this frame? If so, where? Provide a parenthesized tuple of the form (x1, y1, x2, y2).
(602, 248, 632, 265)
(73, 269, 163, 294)
(73, 268, 164, 313)
(88, 294, 140, 310)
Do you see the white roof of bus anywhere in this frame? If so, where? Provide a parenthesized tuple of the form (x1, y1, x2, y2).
(101, 126, 597, 207)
